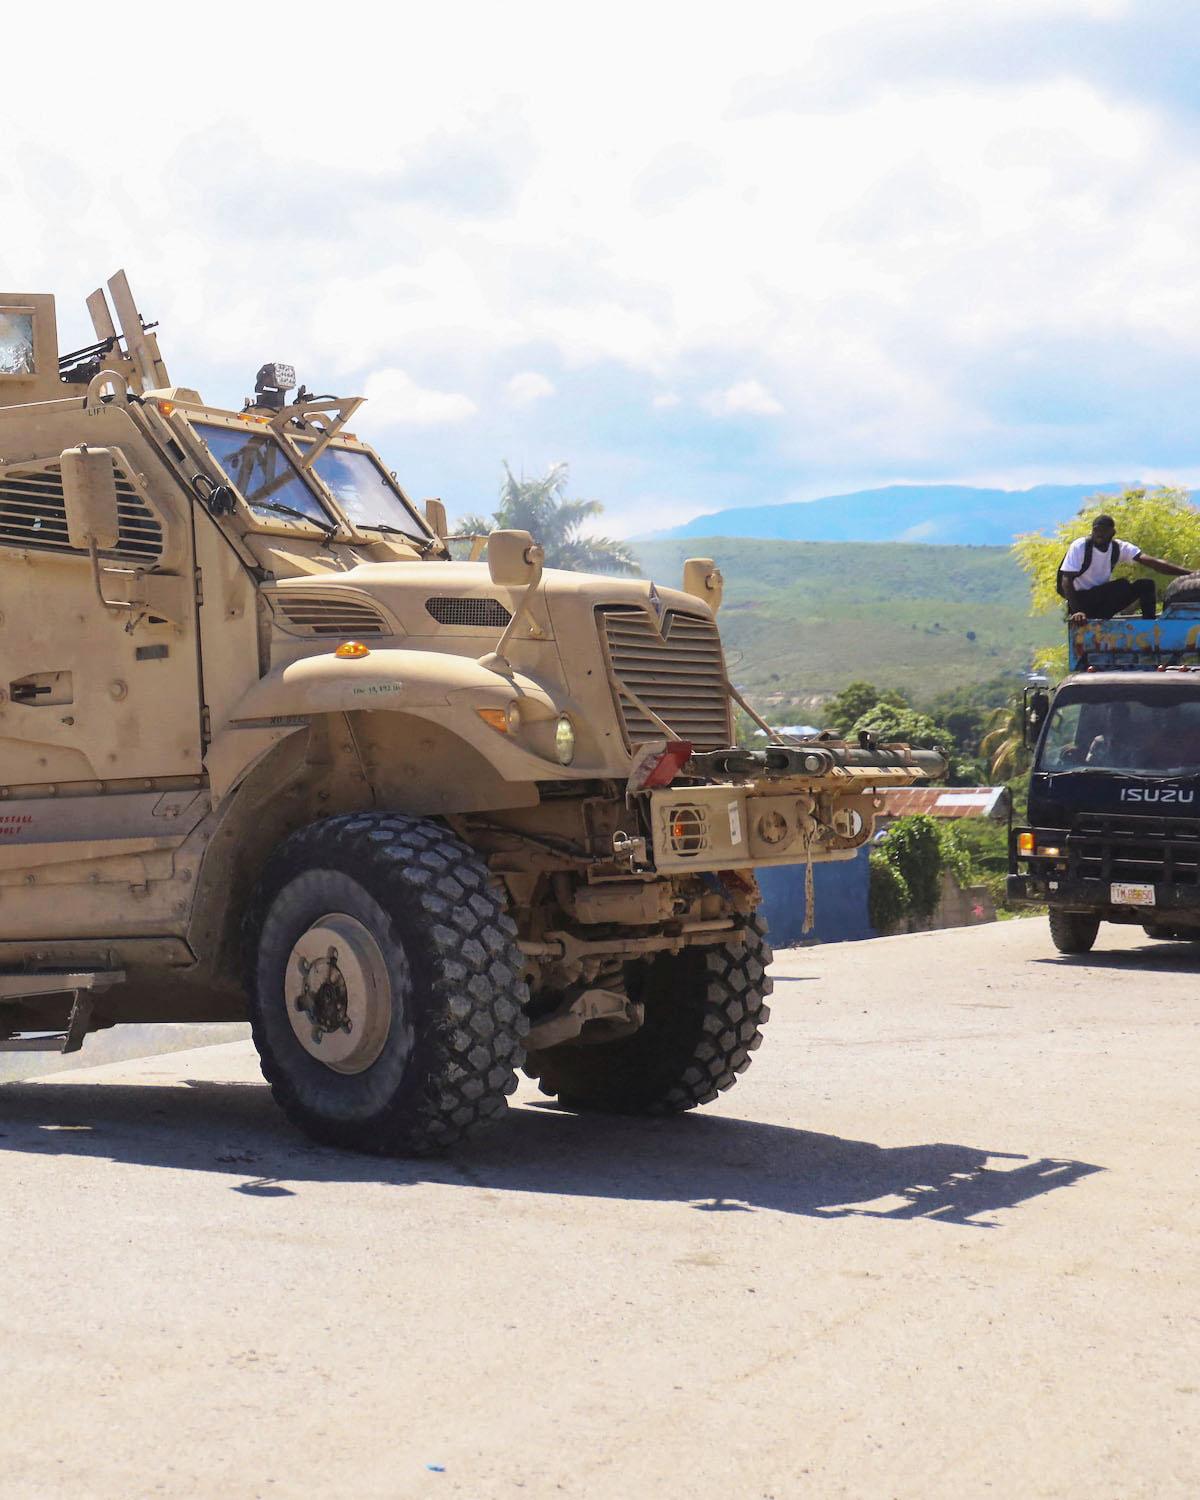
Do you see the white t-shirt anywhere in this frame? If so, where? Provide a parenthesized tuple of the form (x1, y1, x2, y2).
(1062, 535, 1141, 589)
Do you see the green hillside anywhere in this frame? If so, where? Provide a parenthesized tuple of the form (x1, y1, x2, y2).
(631, 537, 1060, 707)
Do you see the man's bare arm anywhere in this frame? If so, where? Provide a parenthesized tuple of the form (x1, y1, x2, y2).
(1138, 554, 1191, 578)
(1062, 572, 1086, 623)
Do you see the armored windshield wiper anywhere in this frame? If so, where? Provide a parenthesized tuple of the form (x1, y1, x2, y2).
(1047, 766, 1198, 780)
(360, 520, 437, 550)
(254, 499, 339, 540)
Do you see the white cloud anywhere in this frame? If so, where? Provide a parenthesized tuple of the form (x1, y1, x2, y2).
(3, 2, 1199, 522)
(361, 369, 476, 427)
(506, 371, 555, 405)
(704, 380, 784, 418)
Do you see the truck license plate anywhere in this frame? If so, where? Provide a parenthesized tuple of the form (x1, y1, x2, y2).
(1111, 882, 1155, 906)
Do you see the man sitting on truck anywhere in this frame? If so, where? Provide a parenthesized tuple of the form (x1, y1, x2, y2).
(1061, 514, 1190, 623)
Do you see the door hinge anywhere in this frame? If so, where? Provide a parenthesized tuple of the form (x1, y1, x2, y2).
(201, 705, 212, 744)
(194, 566, 204, 605)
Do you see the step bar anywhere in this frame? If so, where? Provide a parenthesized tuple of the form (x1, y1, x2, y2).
(0, 972, 125, 1054)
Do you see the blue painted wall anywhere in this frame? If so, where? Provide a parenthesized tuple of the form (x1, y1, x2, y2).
(757, 845, 875, 947)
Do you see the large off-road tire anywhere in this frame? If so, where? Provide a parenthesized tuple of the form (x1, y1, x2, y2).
(1163, 572, 1200, 608)
(524, 911, 772, 1114)
(1048, 909, 1100, 955)
(245, 813, 528, 1154)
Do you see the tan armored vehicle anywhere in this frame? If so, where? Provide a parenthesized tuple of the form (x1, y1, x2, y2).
(0, 274, 940, 1152)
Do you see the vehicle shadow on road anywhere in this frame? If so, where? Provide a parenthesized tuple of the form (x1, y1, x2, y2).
(0, 1076, 1100, 1228)
(1034, 942, 1200, 974)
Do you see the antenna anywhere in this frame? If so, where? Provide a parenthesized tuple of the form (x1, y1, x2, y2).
(105, 270, 170, 391)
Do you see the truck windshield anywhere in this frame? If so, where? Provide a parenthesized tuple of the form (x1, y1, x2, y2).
(1039, 683, 1200, 775)
(193, 421, 336, 529)
(295, 441, 429, 542)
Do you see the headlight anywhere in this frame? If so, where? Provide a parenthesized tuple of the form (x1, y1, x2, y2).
(554, 715, 576, 765)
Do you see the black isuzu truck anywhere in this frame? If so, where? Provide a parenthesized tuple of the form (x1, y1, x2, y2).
(1009, 574, 1200, 953)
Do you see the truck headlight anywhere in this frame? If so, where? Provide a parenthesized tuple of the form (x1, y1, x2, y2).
(555, 715, 576, 765)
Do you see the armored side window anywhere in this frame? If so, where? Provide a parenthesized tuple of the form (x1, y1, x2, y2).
(0, 458, 163, 562)
(0, 311, 35, 376)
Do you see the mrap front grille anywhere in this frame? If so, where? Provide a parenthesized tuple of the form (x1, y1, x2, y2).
(597, 604, 731, 751)
(1068, 812, 1200, 886)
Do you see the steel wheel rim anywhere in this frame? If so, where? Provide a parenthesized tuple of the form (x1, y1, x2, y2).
(284, 911, 393, 1074)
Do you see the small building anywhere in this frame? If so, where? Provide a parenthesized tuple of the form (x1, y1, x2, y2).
(876, 785, 1010, 824)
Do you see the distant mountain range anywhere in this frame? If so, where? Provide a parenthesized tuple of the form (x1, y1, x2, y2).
(640, 482, 1143, 546)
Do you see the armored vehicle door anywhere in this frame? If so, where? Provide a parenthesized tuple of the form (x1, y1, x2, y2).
(0, 398, 203, 790)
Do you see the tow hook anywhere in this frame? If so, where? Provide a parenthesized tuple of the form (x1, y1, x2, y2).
(612, 830, 650, 872)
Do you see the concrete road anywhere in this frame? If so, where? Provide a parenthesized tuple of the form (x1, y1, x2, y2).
(0, 919, 1196, 1500)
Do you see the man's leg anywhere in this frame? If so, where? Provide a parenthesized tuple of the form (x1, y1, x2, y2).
(1075, 581, 1131, 618)
(1075, 579, 1155, 619)
(1133, 578, 1157, 619)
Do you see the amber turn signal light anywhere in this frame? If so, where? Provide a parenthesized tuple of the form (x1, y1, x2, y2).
(334, 641, 371, 659)
(1017, 832, 1035, 855)
(476, 707, 511, 733)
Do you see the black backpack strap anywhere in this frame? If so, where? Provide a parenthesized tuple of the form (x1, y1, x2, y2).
(1057, 537, 1094, 598)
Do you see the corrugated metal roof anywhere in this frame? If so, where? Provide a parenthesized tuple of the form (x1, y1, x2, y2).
(877, 786, 1011, 822)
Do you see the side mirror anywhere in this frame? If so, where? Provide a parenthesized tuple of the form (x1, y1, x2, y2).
(423, 498, 448, 539)
(487, 529, 542, 586)
(682, 557, 724, 613)
(1024, 689, 1050, 748)
(61, 445, 120, 551)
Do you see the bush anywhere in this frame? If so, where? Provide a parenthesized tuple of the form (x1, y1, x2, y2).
(938, 823, 974, 888)
(868, 851, 910, 934)
(877, 814, 944, 920)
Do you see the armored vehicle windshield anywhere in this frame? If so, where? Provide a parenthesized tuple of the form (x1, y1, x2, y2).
(192, 419, 337, 530)
(294, 439, 429, 541)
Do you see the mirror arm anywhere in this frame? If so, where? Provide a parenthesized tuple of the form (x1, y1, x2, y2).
(478, 546, 545, 675)
(87, 539, 138, 615)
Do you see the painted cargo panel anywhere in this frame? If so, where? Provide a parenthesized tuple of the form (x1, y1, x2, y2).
(1070, 607, 1200, 672)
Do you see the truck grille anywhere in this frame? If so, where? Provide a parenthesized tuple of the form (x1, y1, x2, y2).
(1068, 812, 1200, 886)
(0, 462, 162, 561)
(598, 605, 731, 750)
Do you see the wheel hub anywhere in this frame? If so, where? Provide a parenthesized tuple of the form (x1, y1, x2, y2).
(285, 913, 393, 1074)
(294, 946, 352, 1043)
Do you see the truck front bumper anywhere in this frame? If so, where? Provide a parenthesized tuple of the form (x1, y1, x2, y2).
(1007, 872, 1200, 922)
(646, 744, 946, 875)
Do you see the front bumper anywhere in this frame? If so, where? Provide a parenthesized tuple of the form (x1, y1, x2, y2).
(646, 744, 946, 875)
(1009, 819, 1200, 920)
(1007, 871, 1200, 921)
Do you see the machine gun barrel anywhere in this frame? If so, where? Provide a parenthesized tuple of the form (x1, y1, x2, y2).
(685, 743, 947, 782)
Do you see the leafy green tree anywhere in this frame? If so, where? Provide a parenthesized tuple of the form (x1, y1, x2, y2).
(924, 674, 1024, 756)
(823, 681, 905, 736)
(1013, 486, 1200, 675)
(457, 462, 639, 574)
(848, 701, 980, 783)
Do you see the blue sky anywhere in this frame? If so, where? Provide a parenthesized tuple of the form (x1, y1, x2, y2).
(4, 1, 1200, 534)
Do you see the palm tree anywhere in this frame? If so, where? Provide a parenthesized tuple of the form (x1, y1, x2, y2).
(980, 703, 1027, 780)
(457, 462, 639, 574)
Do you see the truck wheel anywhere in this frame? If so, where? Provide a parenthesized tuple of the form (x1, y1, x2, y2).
(524, 912, 772, 1114)
(245, 813, 528, 1154)
(1048, 909, 1100, 955)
